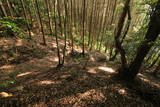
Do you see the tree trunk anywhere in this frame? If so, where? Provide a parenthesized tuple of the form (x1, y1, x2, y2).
(62, 0, 69, 65)
(53, 0, 61, 66)
(6, 0, 13, 17)
(110, 6, 131, 61)
(20, 0, 32, 39)
(119, 0, 160, 79)
(82, 0, 86, 56)
(45, 0, 52, 34)
(0, 1, 7, 17)
(35, 0, 46, 45)
(114, 0, 131, 68)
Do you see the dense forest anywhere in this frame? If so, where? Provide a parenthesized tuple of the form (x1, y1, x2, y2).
(0, 0, 160, 106)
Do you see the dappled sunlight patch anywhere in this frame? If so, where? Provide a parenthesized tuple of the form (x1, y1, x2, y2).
(16, 39, 23, 46)
(78, 89, 106, 102)
(118, 89, 127, 95)
(51, 42, 57, 48)
(52, 57, 59, 62)
(74, 48, 82, 53)
(138, 73, 160, 88)
(17, 72, 35, 77)
(90, 56, 96, 61)
(138, 73, 147, 79)
(55, 95, 79, 105)
(55, 89, 106, 106)
(0, 65, 14, 71)
(87, 67, 97, 74)
(38, 80, 62, 85)
(0, 92, 13, 98)
(98, 66, 115, 73)
(60, 74, 71, 79)
(30, 32, 34, 36)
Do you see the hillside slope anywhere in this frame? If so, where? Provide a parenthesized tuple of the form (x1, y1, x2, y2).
(0, 36, 160, 107)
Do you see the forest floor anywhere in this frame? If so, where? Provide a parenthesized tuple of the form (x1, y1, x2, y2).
(0, 36, 160, 107)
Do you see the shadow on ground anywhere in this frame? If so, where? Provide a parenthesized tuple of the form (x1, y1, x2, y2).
(0, 59, 160, 107)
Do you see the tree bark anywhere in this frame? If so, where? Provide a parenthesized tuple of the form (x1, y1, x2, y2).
(20, 0, 32, 39)
(119, 0, 160, 79)
(114, 0, 131, 68)
(0, 1, 7, 17)
(35, 0, 46, 45)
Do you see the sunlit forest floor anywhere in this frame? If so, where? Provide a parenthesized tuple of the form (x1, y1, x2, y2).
(0, 36, 160, 106)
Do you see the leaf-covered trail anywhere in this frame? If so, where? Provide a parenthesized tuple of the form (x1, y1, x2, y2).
(0, 37, 160, 107)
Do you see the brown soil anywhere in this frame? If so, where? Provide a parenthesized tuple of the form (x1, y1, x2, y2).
(0, 36, 160, 107)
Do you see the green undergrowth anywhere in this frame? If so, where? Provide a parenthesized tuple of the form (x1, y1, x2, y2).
(0, 17, 31, 39)
(0, 70, 21, 90)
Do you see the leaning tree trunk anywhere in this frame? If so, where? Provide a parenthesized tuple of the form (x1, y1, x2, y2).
(114, 0, 131, 68)
(119, 0, 160, 79)
(110, 6, 131, 61)
(6, 0, 13, 17)
(0, 1, 7, 17)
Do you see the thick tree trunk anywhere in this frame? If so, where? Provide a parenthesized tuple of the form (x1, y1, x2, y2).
(119, 0, 160, 79)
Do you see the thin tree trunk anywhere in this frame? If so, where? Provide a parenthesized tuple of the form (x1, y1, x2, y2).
(82, 0, 86, 55)
(70, 0, 74, 53)
(6, 0, 13, 17)
(45, 0, 52, 34)
(87, 0, 95, 46)
(20, 0, 32, 39)
(110, 6, 131, 61)
(114, 0, 131, 68)
(35, 0, 46, 45)
(0, 1, 7, 17)
(53, 0, 61, 66)
(62, 0, 68, 65)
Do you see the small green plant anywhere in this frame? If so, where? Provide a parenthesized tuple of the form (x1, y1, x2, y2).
(0, 80, 16, 89)
(8, 71, 20, 79)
